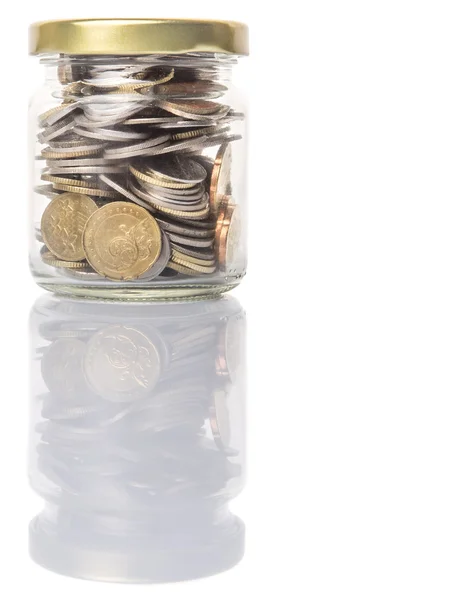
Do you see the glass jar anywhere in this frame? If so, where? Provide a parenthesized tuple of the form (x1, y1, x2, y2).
(29, 294, 246, 582)
(29, 20, 249, 300)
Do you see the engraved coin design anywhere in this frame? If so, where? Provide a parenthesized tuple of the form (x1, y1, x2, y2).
(83, 202, 162, 280)
(84, 325, 162, 402)
(41, 193, 98, 261)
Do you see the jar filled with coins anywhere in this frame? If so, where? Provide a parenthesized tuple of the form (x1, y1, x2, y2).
(29, 19, 248, 300)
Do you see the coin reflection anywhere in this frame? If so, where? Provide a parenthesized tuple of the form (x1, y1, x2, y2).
(29, 295, 246, 583)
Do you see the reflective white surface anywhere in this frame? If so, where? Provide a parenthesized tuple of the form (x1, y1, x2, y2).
(28, 295, 246, 583)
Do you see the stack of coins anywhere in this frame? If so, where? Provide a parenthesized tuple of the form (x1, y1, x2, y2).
(34, 304, 242, 507)
(36, 55, 243, 282)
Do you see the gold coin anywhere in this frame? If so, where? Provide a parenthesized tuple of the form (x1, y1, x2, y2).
(41, 174, 101, 189)
(83, 201, 162, 281)
(151, 203, 210, 220)
(38, 104, 67, 125)
(171, 249, 216, 267)
(171, 125, 220, 141)
(170, 254, 216, 274)
(41, 250, 88, 269)
(210, 144, 232, 214)
(51, 182, 117, 198)
(41, 147, 103, 159)
(41, 193, 98, 261)
(130, 165, 194, 190)
(158, 100, 223, 116)
(215, 202, 241, 271)
(167, 260, 205, 276)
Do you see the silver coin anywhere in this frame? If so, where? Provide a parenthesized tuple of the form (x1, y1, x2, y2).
(158, 217, 215, 239)
(124, 116, 191, 125)
(44, 142, 107, 154)
(74, 126, 149, 141)
(39, 103, 78, 127)
(129, 182, 208, 212)
(142, 156, 207, 185)
(46, 158, 112, 167)
(103, 134, 171, 158)
(74, 106, 143, 128)
(181, 133, 242, 154)
(38, 117, 75, 143)
(57, 267, 104, 281)
(137, 181, 206, 201)
(82, 76, 145, 87)
(78, 93, 142, 105)
(48, 165, 127, 175)
(99, 174, 157, 213)
(142, 136, 210, 156)
(154, 115, 241, 129)
(35, 226, 44, 242)
(138, 230, 171, 280)
(34, 184, 58, 198)
(171, 242, 215, 260)
(83, 103, 138, 119)
(166, 232, 214, 248)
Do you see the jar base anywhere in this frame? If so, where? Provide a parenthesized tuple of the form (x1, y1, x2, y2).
(38, 282, 238, 302)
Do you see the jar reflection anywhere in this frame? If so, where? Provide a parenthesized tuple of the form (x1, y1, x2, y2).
(29, 295, 246, 583)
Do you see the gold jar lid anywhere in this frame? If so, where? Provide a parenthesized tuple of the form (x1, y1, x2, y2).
(29, 19, 249, 56)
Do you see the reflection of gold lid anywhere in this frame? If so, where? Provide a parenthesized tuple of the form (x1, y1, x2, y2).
(29, 19, 249, 56)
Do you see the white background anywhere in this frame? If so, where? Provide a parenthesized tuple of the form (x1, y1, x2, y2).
(1, 1, 469, 598)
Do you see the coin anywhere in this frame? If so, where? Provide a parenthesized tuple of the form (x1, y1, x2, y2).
(41, 250, 89, 269)
(166, 260, 205, 276)
(166, 232, 214, 247)
(57, 267, 104, 280)
(138, 230, 171, 280)
(51, 183, 118, 198)
(38, 117, 75, 143)
(74, 126, 149, 141)
(41, 338, 87, 397)
(104, 135, 170, 159)
(156, 99, 229, 117)
(48, 166, 127, 175)
(171, 125, 225, 141)
(36, 54, 245, 285)
(84, 325, 162, 402)
(172, 248, 216, 267)
(171, 243, 215, 260)
(38, 103, 77, 127)
(215, 203, 241, 271)
(170, 254, 216, 273)
(142, 156, 207, 187)
(99, 174, 158, 213)
(41, 145, 105, 159)
(210, 144, 232, 214)
(41, 174, 101, 188)
(83, 201, 162, 280)
(128, 181, 208, 212)
(41, 193, 98, 261)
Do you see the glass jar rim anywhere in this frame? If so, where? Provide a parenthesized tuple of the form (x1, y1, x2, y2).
(29, 19, 249, 57)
